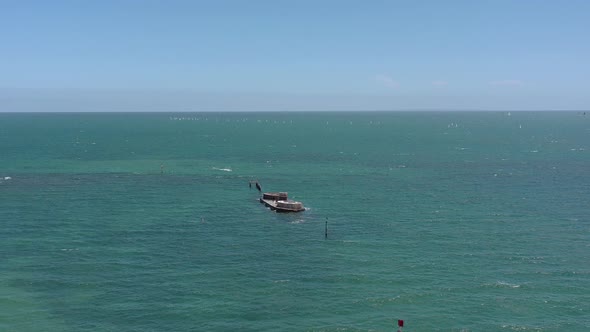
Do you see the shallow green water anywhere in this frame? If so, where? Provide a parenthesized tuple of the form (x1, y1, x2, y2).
(1, 111, 589, 331)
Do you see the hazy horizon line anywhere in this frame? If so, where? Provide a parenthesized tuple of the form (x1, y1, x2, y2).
(1, 109, 588, 113)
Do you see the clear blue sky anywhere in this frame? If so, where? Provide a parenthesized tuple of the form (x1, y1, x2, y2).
(1, 0, 589, 111)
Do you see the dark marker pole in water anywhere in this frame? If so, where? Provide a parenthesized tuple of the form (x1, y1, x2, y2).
(325, 218, 328, 239)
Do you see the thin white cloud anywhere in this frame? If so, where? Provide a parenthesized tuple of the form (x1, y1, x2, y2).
(432, 80, 448, 86)
(375, 74, 400, 89)
(490, 79, 523, 86)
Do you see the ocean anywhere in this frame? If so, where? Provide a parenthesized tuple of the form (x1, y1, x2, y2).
(1, 111, 589, 331)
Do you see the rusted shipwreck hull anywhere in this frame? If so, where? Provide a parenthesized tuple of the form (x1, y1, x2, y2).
(259, 192, 305, 212)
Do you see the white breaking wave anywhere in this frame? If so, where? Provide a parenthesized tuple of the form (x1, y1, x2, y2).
(485, 281, 522, 289)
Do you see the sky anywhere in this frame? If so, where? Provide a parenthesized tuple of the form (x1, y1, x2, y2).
(1, 0, 589, 111)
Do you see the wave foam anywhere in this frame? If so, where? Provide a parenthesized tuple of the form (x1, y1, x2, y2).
(485, 281, 522, 289)
(212, 167, 232, 172)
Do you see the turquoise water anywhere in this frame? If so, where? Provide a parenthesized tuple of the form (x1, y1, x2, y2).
(1, 111, 589, 331)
